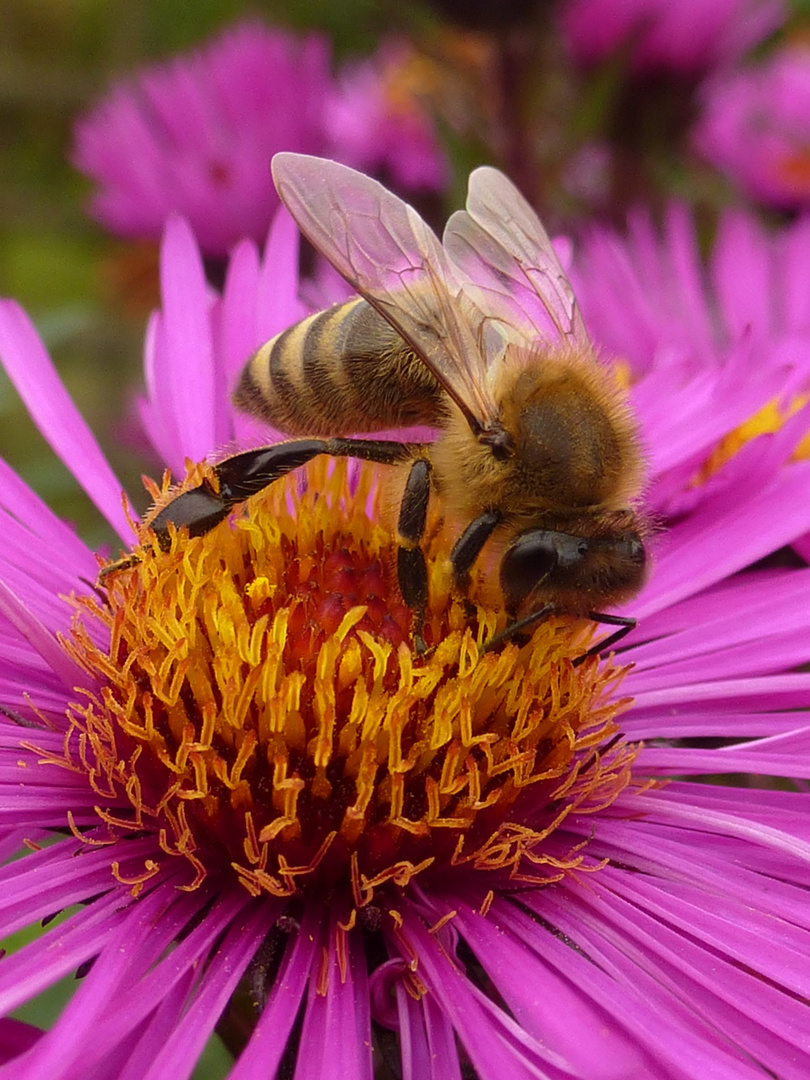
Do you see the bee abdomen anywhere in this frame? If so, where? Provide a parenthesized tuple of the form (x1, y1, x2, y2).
(234, 298, 445, 436)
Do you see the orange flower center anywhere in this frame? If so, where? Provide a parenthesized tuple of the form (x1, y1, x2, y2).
(52, 458, 637, 903)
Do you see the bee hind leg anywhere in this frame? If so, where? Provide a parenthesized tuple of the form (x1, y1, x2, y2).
(148, 437, 415, 546)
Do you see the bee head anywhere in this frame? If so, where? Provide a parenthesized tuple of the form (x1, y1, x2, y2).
(500, 523, 647, 616)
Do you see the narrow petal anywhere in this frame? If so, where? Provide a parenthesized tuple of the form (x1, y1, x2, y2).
(0, 580, 91, 690)
(294, 911, 373, 1080)
(5, 883, 192, 1078)
(138, 897, 273, 1080)
(0, 301, 132, 541)
(155, 215, 217, 465)
(228, 904, 320, 1080)
(397, 905, 569, 1080)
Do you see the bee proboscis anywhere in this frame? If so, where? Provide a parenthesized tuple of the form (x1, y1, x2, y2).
(145, 154, 647, 656)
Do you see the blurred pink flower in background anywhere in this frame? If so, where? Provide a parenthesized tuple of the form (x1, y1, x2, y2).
(326, 40, 450, 192)
(693, 44, 810, 209)
(559, 0, 784, 76)
(573, 202, 810, 373)
(73, 23, 334, 255)
(572, 203, 810, 527)
(72, 22, 448, 256)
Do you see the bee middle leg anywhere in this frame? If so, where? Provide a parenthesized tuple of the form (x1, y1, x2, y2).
(396, 457, 433, 654)
(396, 474, 510, 654)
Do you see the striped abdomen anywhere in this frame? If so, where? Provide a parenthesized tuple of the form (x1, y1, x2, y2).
(234, 297, 446, 436)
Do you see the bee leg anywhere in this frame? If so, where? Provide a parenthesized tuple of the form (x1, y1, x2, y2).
(481, 603, 555, 654)
(148, 440, 332, 544)
(148, 438, 415, 546)
(572, 612, 636, 667)
(449, 510, 503, 594)
(396, 457, 432, 654)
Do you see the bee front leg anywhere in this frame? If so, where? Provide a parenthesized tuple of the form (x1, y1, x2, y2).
(448, 510, 502, 596)
(481, 603, 556, 654)
(572, 612, 636, 667)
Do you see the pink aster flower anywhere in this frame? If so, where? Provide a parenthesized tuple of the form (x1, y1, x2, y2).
(558, 0, 785, 76)
(326, 40, 449, 193)
(571, 203, 810, 526)
(2, 201, 810, 1079)
(72, 21, 335, 255)
(72, 23, 449, 257)
(693, 44, 810, 209)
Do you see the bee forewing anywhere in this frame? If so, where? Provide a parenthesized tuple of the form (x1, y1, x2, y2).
(447, 166, 591, 350)
(272, 153, 500, 435)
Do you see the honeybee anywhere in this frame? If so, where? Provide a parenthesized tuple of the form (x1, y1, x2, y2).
(149, 154, 647, 655)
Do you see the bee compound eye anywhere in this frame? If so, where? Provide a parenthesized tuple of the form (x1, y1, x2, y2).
(500, 530, 561, 610)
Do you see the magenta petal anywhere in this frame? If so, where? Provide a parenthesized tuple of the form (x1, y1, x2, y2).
(0, 1019, 43, 1065)
(395, 978, 461, 1080)
(216, 237, 261, 393)
(0, 457, 97, 583)
(5, 883, 191, 1078)
(156, 215, 217, 465)
(137, 898, 274, 1080)
(0, 579, 91, 690)
(571, 877, 810, 1076)
(228, 903, 320, 1080)
(396, 905, 566, 1080)
(710, 212, 771, 339)
(778, 214, 810, 326)
(294, 911, 373, 1080)
(50, 889, 243, 1078)
(584, 817, 810, 925)
(452, 899, 659, 1079)
(0, 836, 156, 939)
(531, 887, 785, 1080)
(598, 870, 810, 1001)
(615, 787, 810, 864)
(110, 971, 197, 1080)
(0, 889, 131, 1018)
(257, 207, 308, 340)
(0, 302, 132, 541)
(636, 461, 810, 618)
(640, 733, 810, 779)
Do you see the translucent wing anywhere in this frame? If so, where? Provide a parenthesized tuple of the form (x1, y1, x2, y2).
(271, 153, 499, 436)
(444, 166, 591, 359)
